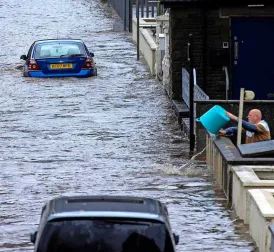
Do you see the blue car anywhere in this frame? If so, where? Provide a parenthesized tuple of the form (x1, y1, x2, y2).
(20, 39, 97, 78)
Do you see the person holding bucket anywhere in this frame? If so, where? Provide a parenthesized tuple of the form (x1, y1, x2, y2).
(218, 109, 271, 144)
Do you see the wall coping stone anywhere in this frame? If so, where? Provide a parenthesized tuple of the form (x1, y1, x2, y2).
(195, 100, 274, 104)
(249, 189, 274, 218)
(232, 166, 274, 187)
(213, 137, 274, 165)
(141, 29, 157, 50)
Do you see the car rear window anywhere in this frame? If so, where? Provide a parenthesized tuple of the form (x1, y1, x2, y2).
(37, 219, 174, 252)
(34, 42, 86, 58)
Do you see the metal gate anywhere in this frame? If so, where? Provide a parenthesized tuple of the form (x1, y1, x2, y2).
(107, 0, 163, 32)
(107, 0, 132, 32)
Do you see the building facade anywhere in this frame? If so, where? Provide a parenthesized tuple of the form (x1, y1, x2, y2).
(160, 0, 274, 101)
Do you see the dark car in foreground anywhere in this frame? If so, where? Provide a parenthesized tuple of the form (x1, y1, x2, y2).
(30, 195, 179, 252)
(20, 39, 97, 78)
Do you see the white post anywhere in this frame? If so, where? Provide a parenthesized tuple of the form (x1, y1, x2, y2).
(237, 88, 245, 146)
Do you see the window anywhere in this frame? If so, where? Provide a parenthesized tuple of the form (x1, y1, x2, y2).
(37, 219, 174, 252)
(34, 42, 85, 58)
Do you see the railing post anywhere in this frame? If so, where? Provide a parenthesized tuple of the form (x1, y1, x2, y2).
(146, 0, 149, 18)
(124, 0, 127, 31)
(136, 0, 140, 60)
(129, 0, 132, 32)
(269, 224, 274, 252)
(188, 34, 195, 151)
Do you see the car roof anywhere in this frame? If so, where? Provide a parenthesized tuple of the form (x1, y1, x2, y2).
(51, 195, 166, 214)
(34, 39, 85, 45)
(44, 195, 169, 223)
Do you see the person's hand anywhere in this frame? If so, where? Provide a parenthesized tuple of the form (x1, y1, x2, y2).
(219, 130, 226, 136)
(226, 111, 238, 121)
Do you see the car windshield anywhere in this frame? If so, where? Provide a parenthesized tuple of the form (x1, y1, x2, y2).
(37, 219, 174, 252)
(34, 42, 86, 58)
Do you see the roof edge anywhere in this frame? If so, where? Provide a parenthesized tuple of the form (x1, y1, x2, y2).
(160, 0, 274, 8)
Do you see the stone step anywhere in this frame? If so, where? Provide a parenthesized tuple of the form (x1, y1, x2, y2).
(181, 118, 190, 136)
(171, 100, 189, 127)
(171, 100, 189, 118)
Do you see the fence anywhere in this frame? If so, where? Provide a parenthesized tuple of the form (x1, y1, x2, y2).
(107, 0, 164, 32)
(269, 224, 274, 252)
(134, 0, 161, 18)
(182, 68, 209, 108)
(107, 0, 132, 32)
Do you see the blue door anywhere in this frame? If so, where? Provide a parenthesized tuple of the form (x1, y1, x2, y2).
(231, 18, 274, 100)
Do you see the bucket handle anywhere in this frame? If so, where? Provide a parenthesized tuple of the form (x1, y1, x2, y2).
(196, 118, 201, 122)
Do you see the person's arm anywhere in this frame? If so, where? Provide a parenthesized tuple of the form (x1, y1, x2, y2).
(219, 127, 238, 136)
(241, 120, 258, 132)
(226, 111, 258, 133)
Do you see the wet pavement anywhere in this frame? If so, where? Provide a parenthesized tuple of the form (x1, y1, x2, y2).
(0, 0, 257, 251)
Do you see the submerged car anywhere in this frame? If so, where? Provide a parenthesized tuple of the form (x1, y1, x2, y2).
(20, 39, 97, 78)
(30, 195, 179, 252)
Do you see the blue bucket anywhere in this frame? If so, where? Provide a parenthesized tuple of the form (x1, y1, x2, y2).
(196, 105, 230, 134)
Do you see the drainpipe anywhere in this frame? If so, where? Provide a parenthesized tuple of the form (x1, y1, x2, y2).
(137, 0, 140, 60)
(124, 0, 127, 31)
(202, 7, 207, 91)
(129, 0, 132, 32)
(188, 34, 195, 151)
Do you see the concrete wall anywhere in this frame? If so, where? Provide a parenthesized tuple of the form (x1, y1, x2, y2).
(232, 166, 274, 224)
(132, 18, 157, 76)
(155, 15, 169, 80)
(206, 135, 274, 251)
(249, 189, 274, 252)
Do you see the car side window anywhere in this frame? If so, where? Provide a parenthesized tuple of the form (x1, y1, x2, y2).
(83, 44, 91, 55)
(36, 204, 49, 244)
(28, 43, 35, 59)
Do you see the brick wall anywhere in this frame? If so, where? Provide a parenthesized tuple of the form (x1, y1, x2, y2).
(169, 8, 204, 100)
(169, 8, 229, 100)
(205, 10, 230, 100)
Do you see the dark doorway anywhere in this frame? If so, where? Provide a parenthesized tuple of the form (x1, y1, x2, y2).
(231, 17, 274, 100)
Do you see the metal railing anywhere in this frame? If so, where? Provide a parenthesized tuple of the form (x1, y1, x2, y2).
(107, 0, 132, 32)
(107, 0, 165, 32)
(223, 66, 229, 100)
(269, 224, 274, 252)
(133, 0, 164, 18)
(182, 68, 209, 108)
(182, 68, 190, 107)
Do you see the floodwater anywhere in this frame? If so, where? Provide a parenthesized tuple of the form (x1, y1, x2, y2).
(0, 0, 257, 251)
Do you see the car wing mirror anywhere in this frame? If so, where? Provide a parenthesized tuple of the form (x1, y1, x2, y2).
(173, 233, 179, 245)
(90, 52, 94, 57)
(20, 55, 27, 60)
(30, 231, 37, 244)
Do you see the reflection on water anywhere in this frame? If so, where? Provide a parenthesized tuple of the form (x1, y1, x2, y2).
(0, 0, 257, 251)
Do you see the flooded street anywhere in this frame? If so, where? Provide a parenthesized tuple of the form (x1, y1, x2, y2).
(0, 0, 256, 251)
